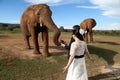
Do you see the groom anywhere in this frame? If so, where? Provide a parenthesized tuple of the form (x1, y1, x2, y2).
(60, 25, 85, 59)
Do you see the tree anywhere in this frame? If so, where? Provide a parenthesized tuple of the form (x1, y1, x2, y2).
(59, 26, 64, 31)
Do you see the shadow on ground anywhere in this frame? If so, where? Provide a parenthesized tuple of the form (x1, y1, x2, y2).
(88, 45, 118, 65)
(89, 67, 120, 80)
(88, 45, 120, 80)
(49, 46, 67, 56)
(95, 41, 120, 45)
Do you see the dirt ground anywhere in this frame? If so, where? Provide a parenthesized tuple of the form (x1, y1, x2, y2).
(0, 34, 68, 59)
(0, 34, 120, 80)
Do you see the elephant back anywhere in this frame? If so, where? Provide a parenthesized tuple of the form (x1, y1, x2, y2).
(80, 18, 96, 30)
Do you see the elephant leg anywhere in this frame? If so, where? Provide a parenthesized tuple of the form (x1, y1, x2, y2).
(42, 28, 49, 57)
(89, 30, 93, 43)
(20, 23, 31, 49)
(85, 33, 88, 43)
(31, 27, 41, 54)
(24, 35, 31, 49)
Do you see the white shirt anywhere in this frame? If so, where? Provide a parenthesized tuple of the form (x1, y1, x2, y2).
(79, 29, 85, 35)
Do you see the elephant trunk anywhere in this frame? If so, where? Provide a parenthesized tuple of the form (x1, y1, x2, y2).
(42, 16, 61, 46)
(53, 28, 61, 46)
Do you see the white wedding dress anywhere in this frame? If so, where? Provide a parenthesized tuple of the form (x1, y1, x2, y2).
(66, 41, 88, 80)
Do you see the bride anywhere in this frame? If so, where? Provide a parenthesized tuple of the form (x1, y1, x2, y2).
(63, 28, 94, 80)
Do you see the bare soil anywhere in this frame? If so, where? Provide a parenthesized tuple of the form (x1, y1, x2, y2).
(0, 34, 67, 59)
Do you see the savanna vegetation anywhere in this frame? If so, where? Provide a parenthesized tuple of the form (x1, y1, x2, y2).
(0, 24, 120, 36)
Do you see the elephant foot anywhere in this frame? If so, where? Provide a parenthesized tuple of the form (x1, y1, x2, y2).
(41, 52, 51, 57)
(25, 46, 32, 49)
(33, 50, 41, 55)
(28, 47, 32, 49)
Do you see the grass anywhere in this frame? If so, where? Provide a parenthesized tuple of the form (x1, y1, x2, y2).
(86, 36, 120, 80)
(0, 56, 67, 80)
(0, 32, 120, 80)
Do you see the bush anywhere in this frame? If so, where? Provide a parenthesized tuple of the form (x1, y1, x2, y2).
(93, 30, 120, 36)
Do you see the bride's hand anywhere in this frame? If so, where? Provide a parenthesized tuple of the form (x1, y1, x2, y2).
(63, 66, 68, 73)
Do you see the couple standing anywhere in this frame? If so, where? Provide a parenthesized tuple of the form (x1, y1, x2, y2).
(61, 25, 94, 80)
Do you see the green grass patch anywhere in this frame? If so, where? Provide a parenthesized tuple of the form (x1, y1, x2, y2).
(0, 56, 67, 80)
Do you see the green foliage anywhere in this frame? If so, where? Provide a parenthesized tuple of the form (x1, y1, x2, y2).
(0, 25, 7, 30)
(93, 30, 120, 36)
(0, 25, 21, 34)
(2, 24, 8, 27)
(59, 26, 64, 31)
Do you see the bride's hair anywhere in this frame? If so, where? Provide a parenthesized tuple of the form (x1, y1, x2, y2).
(72, 27, 84, 41)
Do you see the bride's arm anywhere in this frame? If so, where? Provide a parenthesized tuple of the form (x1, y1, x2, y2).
(84, 43, 94, 61)
(63, 43, 77, 73)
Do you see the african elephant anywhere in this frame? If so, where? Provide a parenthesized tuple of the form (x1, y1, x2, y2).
(20, 4, 61, 57)
(80, 18, 96, 43)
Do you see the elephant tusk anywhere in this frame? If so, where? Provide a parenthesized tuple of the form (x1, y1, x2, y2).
(40, 18, 42, 27)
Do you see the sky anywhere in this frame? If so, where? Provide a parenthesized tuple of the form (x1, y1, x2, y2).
(0, 0, 120, 30)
